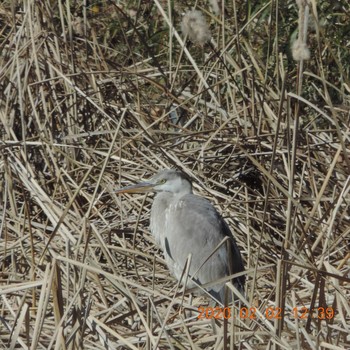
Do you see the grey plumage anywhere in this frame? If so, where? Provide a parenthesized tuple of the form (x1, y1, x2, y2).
(117, 169, 245, 303)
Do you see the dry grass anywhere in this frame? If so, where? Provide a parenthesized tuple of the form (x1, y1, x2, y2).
(1, 0, 349, 349)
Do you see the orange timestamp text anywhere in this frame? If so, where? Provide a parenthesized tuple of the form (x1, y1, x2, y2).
(197, 306, 335, 320)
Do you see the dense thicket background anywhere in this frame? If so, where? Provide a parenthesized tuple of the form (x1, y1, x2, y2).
(1, 0, 349, 349)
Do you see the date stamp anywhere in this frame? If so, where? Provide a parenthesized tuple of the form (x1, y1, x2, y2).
(197, 306, 335, 320)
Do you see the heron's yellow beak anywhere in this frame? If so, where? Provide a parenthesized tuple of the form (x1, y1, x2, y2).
(116, 182, 155, 194)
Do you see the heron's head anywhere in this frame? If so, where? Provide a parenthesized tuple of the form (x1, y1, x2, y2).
(116, 169, 192, 195)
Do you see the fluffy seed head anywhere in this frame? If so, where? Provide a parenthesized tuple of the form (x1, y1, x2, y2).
(181, 10, 211, 46)
(209, 0, 221, 15)
(292, 39, 310, 61)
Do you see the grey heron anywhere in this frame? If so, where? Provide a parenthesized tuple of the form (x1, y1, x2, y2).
(116, 169, 245, 303)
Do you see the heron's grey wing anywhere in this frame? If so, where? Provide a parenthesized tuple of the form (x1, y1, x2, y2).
(164, 194, 244, 301)
(222, 220, 245, 294)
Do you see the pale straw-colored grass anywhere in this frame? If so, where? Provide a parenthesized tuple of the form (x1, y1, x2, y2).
(1, 1, 349, 349)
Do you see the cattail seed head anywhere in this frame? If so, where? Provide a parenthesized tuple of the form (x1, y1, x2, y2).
(292, 39, 310, 61)
(208, 0, 221, 16)
(181, 10, 211, 46)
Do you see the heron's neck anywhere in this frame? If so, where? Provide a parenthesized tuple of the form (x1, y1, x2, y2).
(154, 190, 190, 204)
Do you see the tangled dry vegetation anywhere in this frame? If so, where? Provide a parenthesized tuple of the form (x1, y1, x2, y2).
(1, 0, 349, 349)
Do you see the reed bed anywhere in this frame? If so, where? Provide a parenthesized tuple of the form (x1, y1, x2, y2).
(0, 1, 349, 349)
